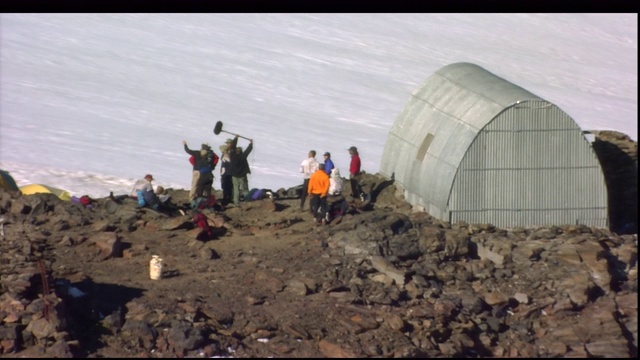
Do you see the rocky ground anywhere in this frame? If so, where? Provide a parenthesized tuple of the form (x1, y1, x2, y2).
(0, 131, 637, 358)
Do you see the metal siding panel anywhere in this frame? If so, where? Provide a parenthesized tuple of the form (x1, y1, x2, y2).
(449, 103, 608, 228)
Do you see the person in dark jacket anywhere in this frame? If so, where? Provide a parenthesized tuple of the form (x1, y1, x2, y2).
(219, 141, 233, 206)
(183, 141, 216, 200)
(228, 135, 253, 206)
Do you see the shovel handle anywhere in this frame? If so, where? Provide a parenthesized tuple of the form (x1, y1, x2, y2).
(213, 121, 252, 141)
(221, 129, 252, 141)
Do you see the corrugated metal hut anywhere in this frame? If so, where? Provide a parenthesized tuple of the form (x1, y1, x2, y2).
(379, 62, 608, 228)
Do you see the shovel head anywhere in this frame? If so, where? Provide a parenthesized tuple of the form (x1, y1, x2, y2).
(213, 121, 224, 135)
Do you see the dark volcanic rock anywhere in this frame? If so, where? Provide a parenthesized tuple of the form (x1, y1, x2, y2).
(0, 136, 637, 358)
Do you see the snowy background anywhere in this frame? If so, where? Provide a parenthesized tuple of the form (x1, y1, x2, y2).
(0, 14, 637, 198)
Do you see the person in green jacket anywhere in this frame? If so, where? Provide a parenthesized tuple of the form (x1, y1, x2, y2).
(228, 135, 254, 206)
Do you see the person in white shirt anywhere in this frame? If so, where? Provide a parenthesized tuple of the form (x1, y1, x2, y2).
(328, 168, 344, 196)
(130, 174, 155, 207)
(299, 150, 319, 210)
(131, 174, 154, 197)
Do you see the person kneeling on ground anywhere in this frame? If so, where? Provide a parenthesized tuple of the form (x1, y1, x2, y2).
(131, 174, 155, 207)
(130, 175, 173, 213)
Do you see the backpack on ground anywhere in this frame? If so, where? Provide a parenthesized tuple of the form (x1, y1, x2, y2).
(248, 188, 263, 201)
(191, 195, 217, 210)
(192, 210, 211, 238)
(248, 188, 275, 201)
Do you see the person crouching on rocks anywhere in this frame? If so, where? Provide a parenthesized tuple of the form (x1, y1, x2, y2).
(131, 174, 154, 206)
(130, 174, 163, 211)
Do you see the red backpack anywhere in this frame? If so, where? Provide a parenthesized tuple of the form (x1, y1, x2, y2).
(192, 211, 211, 237)
(189, 152, 219, 168)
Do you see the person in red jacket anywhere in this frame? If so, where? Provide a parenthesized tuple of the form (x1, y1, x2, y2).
(348, 146, 361, 198)
(184, 141, 218, 201)
(188, 152, 201, 202)
(307, 163, 330, 224)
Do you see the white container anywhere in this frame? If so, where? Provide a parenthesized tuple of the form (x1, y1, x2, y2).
(150, 255, 163, 280)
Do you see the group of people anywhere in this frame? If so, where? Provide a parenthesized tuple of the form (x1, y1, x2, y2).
(127, 135, 254, 214)
(127, 140, 363, 228)
(300, 146, 362, 225)
(184, 136, 253, 208)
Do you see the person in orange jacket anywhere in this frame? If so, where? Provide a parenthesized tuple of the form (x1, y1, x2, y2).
(307, 163, 330, 224)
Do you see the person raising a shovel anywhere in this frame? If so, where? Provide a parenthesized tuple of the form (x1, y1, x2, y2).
(228, 135, 253, 207)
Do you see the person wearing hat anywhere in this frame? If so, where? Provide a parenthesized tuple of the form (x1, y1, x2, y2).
(228, 135, 254, 206)
(130, 174, 155, 207)
(183, 140, 217, 201)
(322, 152, 335, 176)
(348, 146, 361, 198)
(218, 143, 233, 206)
